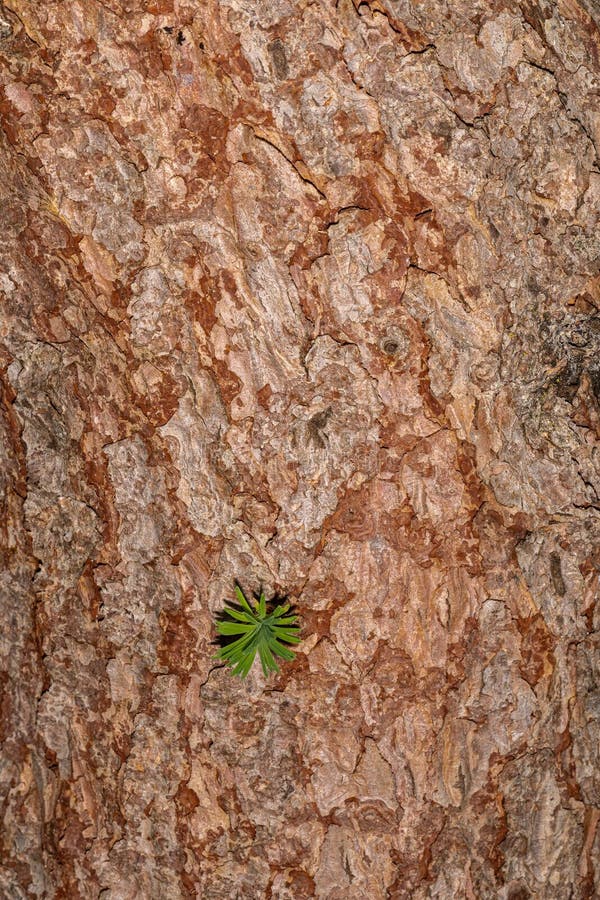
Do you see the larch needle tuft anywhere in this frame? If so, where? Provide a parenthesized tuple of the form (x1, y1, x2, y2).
(215, 585, 301, 678)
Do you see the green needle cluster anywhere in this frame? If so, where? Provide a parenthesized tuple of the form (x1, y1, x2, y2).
(215, 585, 301, 678)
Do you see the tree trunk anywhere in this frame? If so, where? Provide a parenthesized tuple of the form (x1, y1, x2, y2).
(1, 0, 599, 897)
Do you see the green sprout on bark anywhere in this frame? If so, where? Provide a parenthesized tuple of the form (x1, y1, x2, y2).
(215, 585, 301, 678)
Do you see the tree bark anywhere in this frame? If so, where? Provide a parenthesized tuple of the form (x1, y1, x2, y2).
(1, 0, 599, 897)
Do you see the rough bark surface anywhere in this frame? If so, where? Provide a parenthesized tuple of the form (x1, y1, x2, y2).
(1, 0, 599, 897)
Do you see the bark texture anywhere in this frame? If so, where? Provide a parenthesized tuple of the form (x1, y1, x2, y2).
(1, 0, 599, 897)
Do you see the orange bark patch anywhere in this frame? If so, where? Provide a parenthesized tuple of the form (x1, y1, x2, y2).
(517, 614, 556, 687)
